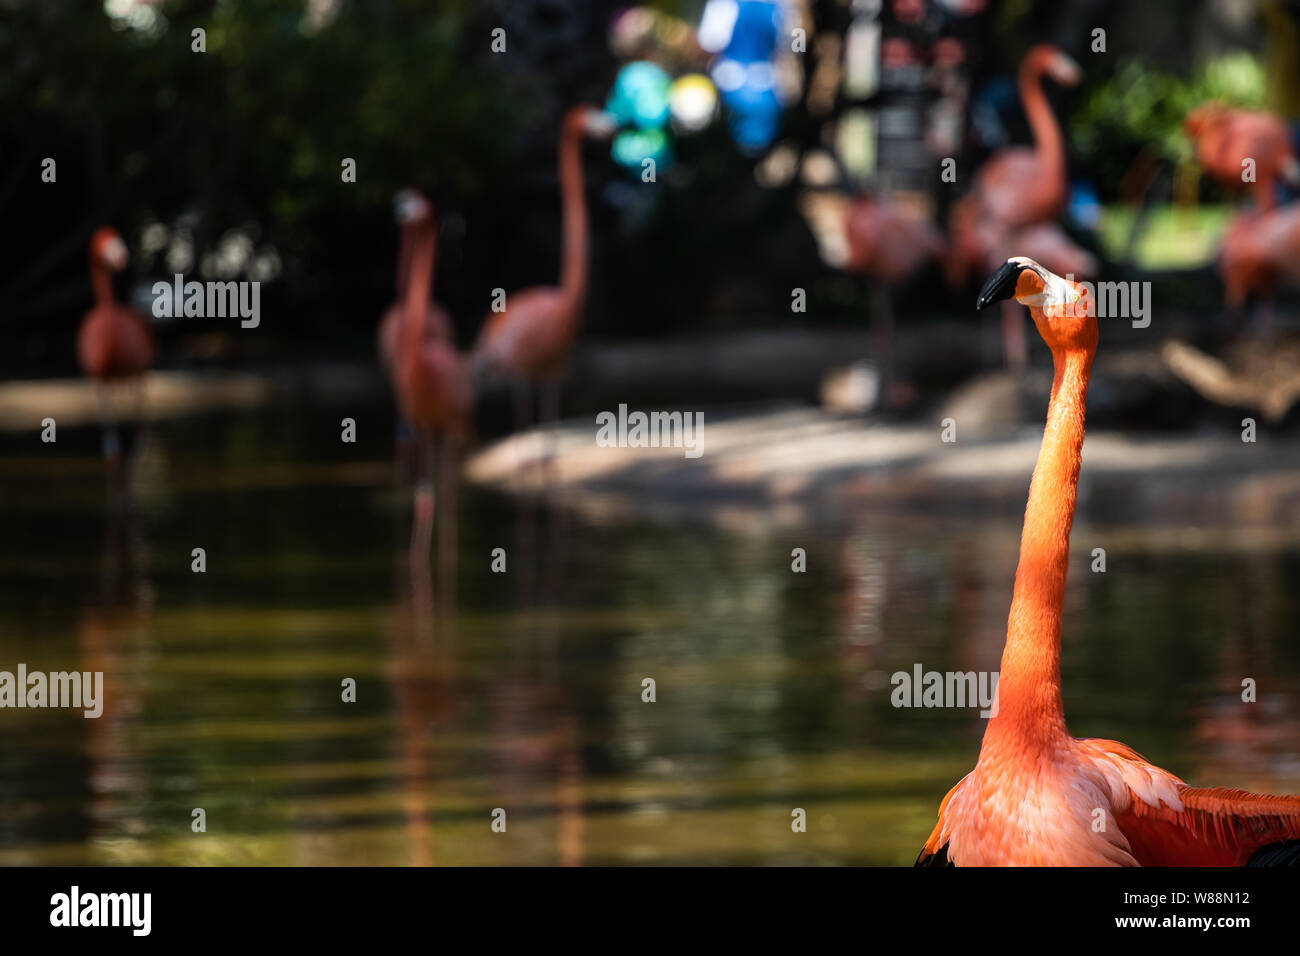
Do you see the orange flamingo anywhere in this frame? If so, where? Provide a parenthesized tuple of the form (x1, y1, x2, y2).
(918, 256, 1300, 866)
(842, 194, 947, 403)
(379, 189, 452, 377)
(393, 211, 473, 565)
(78, 227, 154, 461)
(1185, 103, 1299, 211)
(472, 106, 615, 432)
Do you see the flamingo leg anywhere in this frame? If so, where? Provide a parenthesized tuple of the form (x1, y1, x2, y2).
(410, 437, 436, 566)
(1256, 295, 1279, 343)
(540, 377, 561, 496)
(125, 376, 149, 500)
(539, 376, 567, 671)
(513, 379, 531, 440)
(394, 418, 415, 487)
(392, 420, 407, 595)
(513, 380, 537, 619)
(872, 283, 895, 407)
(130, 376, 148, 445)
(96, 383, 121, 464)
(435, 436, 459, 615)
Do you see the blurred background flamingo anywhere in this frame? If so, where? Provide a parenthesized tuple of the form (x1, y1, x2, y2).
(381, 187, 455, 493)
(949, 44, 1083, 369)
(1185, 103, 1299, 211)
(472, 105, 616, 443)
(841, 193, 946, 406)
(392, 209, 472, 578)
(963, 44, 1082, 228)
(380, 190, 453, 380)
(1218, 202, 1300, 312)
(77, 226, 154, 468)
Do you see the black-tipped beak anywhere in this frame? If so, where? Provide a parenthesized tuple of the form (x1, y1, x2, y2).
(975, 261, 1026, 311)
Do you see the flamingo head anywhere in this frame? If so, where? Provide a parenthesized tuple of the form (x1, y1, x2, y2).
(394, 189, 433, 225)
(1025, 44, 1081, 88)
(91, 227, 130, 271)
(977, 256, 1096, 351)
(566, 105, 618, 141)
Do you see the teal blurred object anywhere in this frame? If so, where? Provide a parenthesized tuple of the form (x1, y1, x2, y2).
(606, 61, 672, 130)
(606, 61, 675, 172)
(612, 127, 673, 171)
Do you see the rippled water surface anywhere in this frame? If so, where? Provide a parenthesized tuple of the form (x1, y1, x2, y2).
(3, 408, 1299, 865)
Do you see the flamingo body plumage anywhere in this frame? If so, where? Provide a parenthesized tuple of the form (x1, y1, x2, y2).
(973, 148, 1065, 228)
(396, 334, 472, 444)
(842, 195, 946, 284)
(379, 301, 453, 375)
(475, 287, 578, 380)
(949, 198, 1097, 286)
(1218, 203, 1300, 307)
(1186, 103, 1299, 211)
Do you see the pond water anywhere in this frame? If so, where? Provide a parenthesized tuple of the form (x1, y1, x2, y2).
(2, 406, 1299, 865)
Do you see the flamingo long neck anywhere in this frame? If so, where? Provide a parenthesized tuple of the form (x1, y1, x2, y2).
(91, 255, 116, 307)
(1019, 58, 1065, 191)
(558, 122, 589, 313)
(401, 220, 435, 357)
(985, 332, 1093, 751)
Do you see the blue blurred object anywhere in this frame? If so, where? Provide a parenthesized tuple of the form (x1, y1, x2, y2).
(722, 0, 779, 61)
(703, 0, 784, 153)
(1067, 179, 1102, 231)
(722, 84, 781, 154)
(969, 76, 1017, 151)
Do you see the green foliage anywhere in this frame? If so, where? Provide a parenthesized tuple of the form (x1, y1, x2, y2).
(1, 0, 535, 326)
(1072, 53, 1266, 193)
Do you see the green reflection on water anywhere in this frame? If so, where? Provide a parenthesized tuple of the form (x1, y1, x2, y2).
(1, 409, 1298, 865)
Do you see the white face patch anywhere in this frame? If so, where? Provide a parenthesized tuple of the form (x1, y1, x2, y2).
(1051, 53, 1082, 85)
(104, 237, 129, 269)
(583, 110, 617, 139)
(396, 196, 427, 223)
(1043, 272, 1073, 307)
(1007, 257, 1070, 308)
